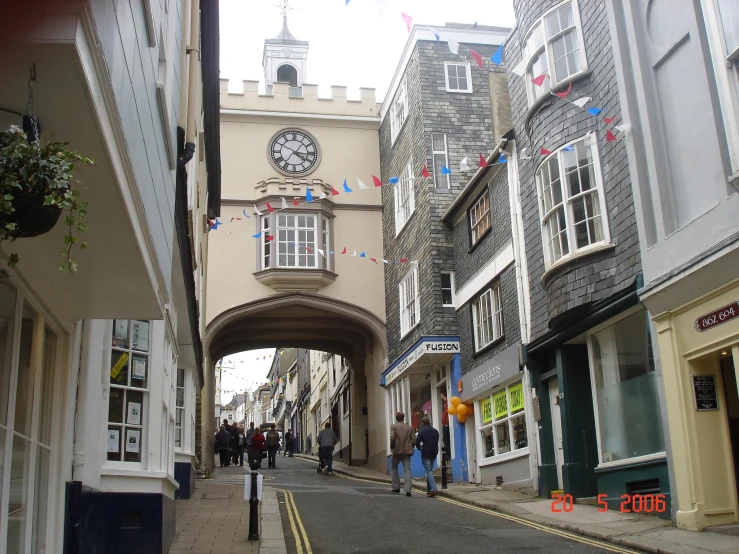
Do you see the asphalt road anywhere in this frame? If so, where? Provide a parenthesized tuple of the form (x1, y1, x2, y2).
(261, 455, 639, 554)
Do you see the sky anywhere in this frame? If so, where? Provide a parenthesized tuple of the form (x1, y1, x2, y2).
(219, 0, 517, 102)
(216, 0, 516, 404)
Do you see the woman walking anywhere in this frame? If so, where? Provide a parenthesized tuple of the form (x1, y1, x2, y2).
(251, 427, 266, 470)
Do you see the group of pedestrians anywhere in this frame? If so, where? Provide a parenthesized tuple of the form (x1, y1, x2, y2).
(390, 411, 440, 497)
(215, 419, 297, 470)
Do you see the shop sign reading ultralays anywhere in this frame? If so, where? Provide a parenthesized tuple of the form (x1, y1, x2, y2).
(458, 343, 521, 401)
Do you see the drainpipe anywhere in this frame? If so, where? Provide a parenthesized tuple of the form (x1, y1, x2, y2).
(348, 366, 352, 465)
(185, 0, 201, 146)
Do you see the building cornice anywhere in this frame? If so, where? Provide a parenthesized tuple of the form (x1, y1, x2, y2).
(220, 108, 380, 124)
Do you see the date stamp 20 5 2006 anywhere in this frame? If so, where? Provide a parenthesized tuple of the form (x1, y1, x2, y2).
(551, 493, 667, 513)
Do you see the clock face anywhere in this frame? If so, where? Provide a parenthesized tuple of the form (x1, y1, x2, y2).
(269, 130, 320, 175)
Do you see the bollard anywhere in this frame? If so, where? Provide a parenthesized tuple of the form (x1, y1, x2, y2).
(248, 471, 259, 540)
(441, 446, 448, 489)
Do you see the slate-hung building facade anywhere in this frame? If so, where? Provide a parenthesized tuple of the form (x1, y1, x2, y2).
(379, 23, 509, 482)
(504, 0, 671, 512)
(442, 142, 539, 493)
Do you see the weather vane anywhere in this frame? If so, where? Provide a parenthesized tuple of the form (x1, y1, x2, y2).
(275, 0, 294, 17)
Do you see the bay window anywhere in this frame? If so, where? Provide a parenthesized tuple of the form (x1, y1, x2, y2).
(525, 1, 587, 105)
(108, 320, 150, 463)
(261, 212, 331, 270)
(479, 381, 527, 459)
(536, 137, 609, 268)
(588, 309, 665, 464)
(472, 284, 503, 351)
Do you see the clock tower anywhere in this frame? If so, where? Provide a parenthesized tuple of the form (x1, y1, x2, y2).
(262, 15, 309, 94)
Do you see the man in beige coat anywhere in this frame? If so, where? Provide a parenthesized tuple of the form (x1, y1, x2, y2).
(390, 411, 416, 496)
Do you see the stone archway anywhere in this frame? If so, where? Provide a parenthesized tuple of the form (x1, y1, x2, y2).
(202, 293, 387, 475)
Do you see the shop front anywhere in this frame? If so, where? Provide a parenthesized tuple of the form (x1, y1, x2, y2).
(457, 343, 535, 492)
(381, 337, 467, 481)
(649, 278, 739, 530)
(527, 281, 671, 513)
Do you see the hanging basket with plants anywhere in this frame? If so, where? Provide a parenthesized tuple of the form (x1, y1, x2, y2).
(0, 124, 94, 275)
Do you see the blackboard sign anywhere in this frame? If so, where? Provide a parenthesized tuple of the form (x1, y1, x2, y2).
(692, 375, 719, 411)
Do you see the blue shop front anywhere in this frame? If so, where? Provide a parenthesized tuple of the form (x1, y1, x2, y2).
(381, 336, 468, 482)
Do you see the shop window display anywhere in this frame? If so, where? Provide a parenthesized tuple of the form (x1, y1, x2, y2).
(478, 381, 527, 459)
(409, 373, 432, 433)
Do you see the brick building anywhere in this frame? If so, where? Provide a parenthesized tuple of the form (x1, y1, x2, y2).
(378, 23, 509, 482)
(504, 0, 670, 512)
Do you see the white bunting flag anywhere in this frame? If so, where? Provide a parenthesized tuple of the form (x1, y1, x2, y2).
(615, 124, 632, 134)
(382, 259, 390, 264)
(254, 205, 264, 216)
(519, 147, 530, 159)
(281, 197, 288, 210)
(571, 97, 591, 108)
(448, 38, 460, 54)
(317, 249, 325, 257)
(352, 249, 357, 257)
(460, 157, 470, 171)
(356, 177, 368, 190)
(319, 191, 328, 199)
(511, 59, 527, 77)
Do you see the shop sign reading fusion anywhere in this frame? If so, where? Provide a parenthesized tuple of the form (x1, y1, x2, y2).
(694, 301, 739, 332)
(384, 339, 460, 385)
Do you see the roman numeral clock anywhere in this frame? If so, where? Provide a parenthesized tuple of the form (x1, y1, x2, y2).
(268, 129, 320, 176)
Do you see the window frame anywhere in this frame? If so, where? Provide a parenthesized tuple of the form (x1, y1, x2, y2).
(431, 133, 451, 189)
(107, 320, 151, 466)
(260, 212, 332, 270)
(390, 79, 408, 145)
(469, 190, 492, 247)
(398, 265, 420, 338)
(523, 0, 588, 106)
(175, 367, 185, 450)
(471, 283, 504, 352)
(394, 163, 416, 235)
(441, 270, 456, 308)
(477, 379, 528, 462)
(444, 61, 473, 93)
(535, 137, 610, 270)
(385, 376, 410, 454)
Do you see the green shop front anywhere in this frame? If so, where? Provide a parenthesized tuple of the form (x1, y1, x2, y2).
(525, 279, 671, 517)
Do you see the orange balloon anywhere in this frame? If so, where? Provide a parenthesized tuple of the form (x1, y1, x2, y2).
(466, 403, 474, 413)
(447, 404, 458, 416)
(457, 413, 467, 423)
(450, 396, 461, 407)
(456, 404, 468, 417)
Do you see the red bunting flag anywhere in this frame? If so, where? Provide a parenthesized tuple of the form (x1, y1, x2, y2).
(230, 217, 242, 222)
(331, 185, 340, 196)
(370, 258, 378, 264)
(554, 82, 572, 98)
(469, 49, 484, 69)
(341, 246, 347, 254)
(265, 202, 275, 213)
(532, 74, 547, 87)
(208, 218, 214, 227)
(372, 175, 383, 187)
(306, 247, 312, 254)
(478, 154, 489, 168)
(540, 147, 552, 155)
(400, 258, 408, 263)
(421, 165, 431, 178)
(293, 197, 300, 206)
(603, 117, 616, 124)
(266, 235, 275, 241)
(606, 130, 618, 142)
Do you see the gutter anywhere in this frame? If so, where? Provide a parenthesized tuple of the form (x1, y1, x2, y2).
(200, 0, 222, 218)
(441, 135, 510, 224)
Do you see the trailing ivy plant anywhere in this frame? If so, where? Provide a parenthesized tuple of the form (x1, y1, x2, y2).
(0, 125, 94, 276)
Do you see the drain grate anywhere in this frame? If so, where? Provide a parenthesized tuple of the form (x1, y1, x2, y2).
(200, 493, 234, 500)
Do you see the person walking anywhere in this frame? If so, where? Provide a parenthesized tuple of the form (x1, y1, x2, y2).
(283, 429, 294, 457)
(230, 422, 240, 465)
(251, 427, 266, 470)
(317, 423, 338, 474)
(235, 425, 247, 466)
(390, 411, 415, 496)
(245, 422, 256, 468)
(215, 424, 232, 467)
(266, 425, 280, 469)
(416, 416, 440, 497)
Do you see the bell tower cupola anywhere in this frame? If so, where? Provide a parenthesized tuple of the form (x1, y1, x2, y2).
(262, 12, 309, 94)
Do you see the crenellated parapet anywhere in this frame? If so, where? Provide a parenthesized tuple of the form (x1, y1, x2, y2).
(254, 177, 331, 198)
(220, 79, 381, 117)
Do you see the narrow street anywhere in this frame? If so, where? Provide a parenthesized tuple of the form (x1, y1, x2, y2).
(263, 456, 636, 554)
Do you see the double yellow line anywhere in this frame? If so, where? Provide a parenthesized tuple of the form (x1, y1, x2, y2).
(279, 488, 312, 554)
(333, 472, 637, 554)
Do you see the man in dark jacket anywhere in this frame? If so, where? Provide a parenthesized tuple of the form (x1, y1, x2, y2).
(283, 429, 294, 457)
(265, 425, 281, 468)
(215, 425, 232, 467)
(317, 422, 338, 474)
(415, 416, 440, 497)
